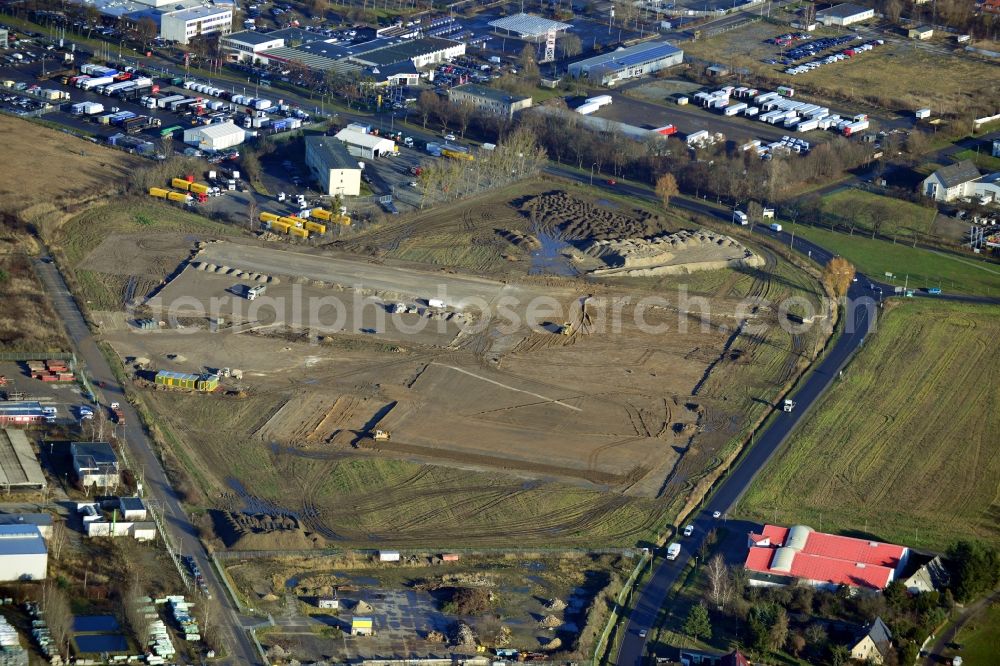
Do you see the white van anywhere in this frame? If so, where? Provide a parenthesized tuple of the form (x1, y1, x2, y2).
(666, 543, 681, 560)
(769, 222, 783, 232)
(733, 210, 748, 225)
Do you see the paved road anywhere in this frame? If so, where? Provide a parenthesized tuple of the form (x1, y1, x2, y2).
(33, 258, 261, 666)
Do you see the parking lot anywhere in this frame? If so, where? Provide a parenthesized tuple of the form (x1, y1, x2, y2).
(0, 362, 90, 425)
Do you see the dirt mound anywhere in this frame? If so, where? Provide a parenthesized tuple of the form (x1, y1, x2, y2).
(497, 229, 541, 250)
(520, 191, 668, 240)
(538, 614, 561, 628)
(543, 637, 562, 651)
(586, 230, 764, 276)
(425, 630, 447, 643)
(450, 621, 478, 647)
(354, 600, 374, 614)
(211, 510, 327, 550)
(544, 598, 567, 612)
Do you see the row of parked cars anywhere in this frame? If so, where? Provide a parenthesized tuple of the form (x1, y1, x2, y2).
(0, 92, 51, 115)
(182, 555, 213, 598)
(785, 39, 883, 75)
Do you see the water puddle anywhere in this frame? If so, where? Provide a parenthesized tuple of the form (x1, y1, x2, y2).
(529, 227, 578, 277)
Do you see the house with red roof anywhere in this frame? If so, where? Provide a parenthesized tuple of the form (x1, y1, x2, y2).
(744, 524, 909, 590)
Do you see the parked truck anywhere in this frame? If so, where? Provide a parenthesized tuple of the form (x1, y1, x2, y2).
(110, 402, 125, 425)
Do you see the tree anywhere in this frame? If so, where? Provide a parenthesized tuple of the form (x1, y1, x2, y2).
(518, 44, 539, 82)
(866, 201, 893, 239)
(124, 581, 153, 648)
(41, 582, 73, 660)
(946, 540, 1000, 602)
(706, 554, 731, 610)
(247, 197, 259, 232)
(804, 622, 827, 650)
(821, 257, 856, 299)
(454, 100, 475, 139)
(768, 606, 789, 653)
(788, 632, 806, 657)
(49, 520, 68, 559)
(683, 602, 712, 641)
(747, 200, 764, 226)
(655, 173, 679, 208)
(136, 17, 157, 50)
(560, 33, 582, 59)
(828, 644, 851, 666)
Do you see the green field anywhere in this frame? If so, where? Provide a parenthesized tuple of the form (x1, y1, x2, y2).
(738, 301, 1000, 551)
(790, 224, 1000, 296)
(953, 149, 1000, 173)
(820, 189, 937, 238)
(947, 601, 1000, 664)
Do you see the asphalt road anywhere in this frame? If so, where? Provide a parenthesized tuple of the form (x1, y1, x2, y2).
(33, 258, 261, 666)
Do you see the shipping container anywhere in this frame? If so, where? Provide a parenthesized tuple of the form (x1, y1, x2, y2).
(171, 177, 193, 191)
(289, 226, 309, 239)
(304, 221, 326, 234)
(149, 187, 170, 198)
(188, 182, 210, 195)
(269, 220, 291, 233)
(167, 191, 192, 203)
(310, 208, 332, 221)
(260, 212, 281, 223)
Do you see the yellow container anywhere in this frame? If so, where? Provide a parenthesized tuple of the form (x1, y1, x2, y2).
(260, 212, 280, 223)
(188, 182, 210, 195)
(167, 191, 189, 202)
(305, 221, 326, 234)
(278, 216, 302, 228)
(289, 226, 309, 239)
(149, 187, 169, 198)
(270, 220, 291, 233)
(171, 177, 193, 191)
(335, 214, 352, 226)
(310, 208, 332, 221)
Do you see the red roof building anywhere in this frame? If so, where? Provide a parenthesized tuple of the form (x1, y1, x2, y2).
(745, 524, 909, 590)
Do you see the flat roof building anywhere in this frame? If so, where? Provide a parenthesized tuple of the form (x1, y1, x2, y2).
(0, 402, 46, 427)
(815, 3, 875, 26)
(351, 37, 465, 69)
(160, 5, 233, 45)
(221, 31, 285, 62)
(351, 617, 374, 636)
(305, 136, 362, 197)
(448, 83, 532, 119)
(0, 513, 53, 540)
(0, 525, 48, 582)
(745, 524, 909, 590)
(0, 429, 46, 490)
(71, 442, 120, 488)
(567, 41, 683, 86)
(488, 13, 571, 39)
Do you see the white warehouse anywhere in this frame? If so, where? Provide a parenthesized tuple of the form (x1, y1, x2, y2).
(815, 3, 875, 26)
(567, 41, 683, 86)
(305, 136, 362, 196)
(334, 128, 396, 160)
(0, 525, 48, 582)
(184, 122, 246, 152)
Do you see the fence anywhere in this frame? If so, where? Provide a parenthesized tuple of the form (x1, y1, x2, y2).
(0, 352, 75, 363)
(213, 546, 637, 560)
(591, 550, 650, 665)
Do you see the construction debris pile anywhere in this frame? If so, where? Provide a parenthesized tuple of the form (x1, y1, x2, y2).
(585, 230, 765, 276)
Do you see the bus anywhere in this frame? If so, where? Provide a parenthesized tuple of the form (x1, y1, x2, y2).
(160, 125, 182, 137)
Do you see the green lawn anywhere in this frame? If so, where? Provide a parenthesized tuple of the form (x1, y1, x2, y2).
(948, 602, 1000, 664)
(789, 223, 1000, 297)
(820, 189, 937, 238)
(953, 148, 1000, 173)
(738, 301, 1000, 551)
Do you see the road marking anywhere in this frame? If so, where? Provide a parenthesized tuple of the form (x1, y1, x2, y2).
(430, 363, 582, 412)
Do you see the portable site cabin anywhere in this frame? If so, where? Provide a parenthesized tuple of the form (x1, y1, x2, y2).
(154, 371, 219, 392)
(351, 617, 374, 636)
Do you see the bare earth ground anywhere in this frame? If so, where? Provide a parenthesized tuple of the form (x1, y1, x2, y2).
(89, 183, 827, 548)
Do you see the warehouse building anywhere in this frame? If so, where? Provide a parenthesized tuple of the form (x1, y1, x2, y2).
(305, 136, 363, 196)
(71, 442, 120, 488)
(0, 514, 52, 539)
(448, 84, 533, 119)
(221, 31, 285, 63)
(350, 37, 465, 69)
(0, 403, 46, 427)
(183, 122, 245, 152)
(567, 41, 684, 86)
(745, 524, 909, 590)
(487, 13, 571, 40)
(0, 429, 46, 491)
(0, 525, 48, 582)
(159, 5, 233, 45)
(334, 128, 396, 159)
(815, 3, 875, 26)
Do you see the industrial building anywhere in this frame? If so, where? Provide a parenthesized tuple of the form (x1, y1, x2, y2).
(447, 84, 533, 119)
(71, 442, 120, 488)
(921, 160, 1000, 202)
(567, 41, 684, 86)
(117, 497, 148, 521)
(221, 31, 285, 63)
(183, 122, 245, 152)
(253, 33, 463, 75)
(815, 3, 875, 26)
(0, 429, 46, 491)
(0, 402, 46, 427)
(0, 514, 53, 539)
(908, 25, 934, 39)
(153, 370, 220, 392)
(349, 37, 465, 69)
(159, 5, 233, 45)
(0, 525, 48, 582)
(305, 136, 363, 196)
(744, 524, 909, 590)
(334, 128, 396, 160)
(487, 13, 571, 40)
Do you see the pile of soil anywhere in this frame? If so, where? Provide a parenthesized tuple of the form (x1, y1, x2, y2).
(210, 510, 327, 550)
(497, 229, 541, 250)
(441, 587, 493, 615)
(520, 191, 668, 241)
(538, 614, 562, 628)
(426, 630, 447, 643)
(544, 598, 567, 612)
(355, 600, 374, 614)
(450, 621, 478, 647)
(543, 637, 562, 651)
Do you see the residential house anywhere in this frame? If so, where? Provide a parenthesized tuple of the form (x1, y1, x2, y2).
(922, 160, 1000, 202)
(903, 555, 950, 594)
(850, 617, 893, 664)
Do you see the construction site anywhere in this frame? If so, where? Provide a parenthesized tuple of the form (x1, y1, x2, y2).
(80, 180, 831, 550)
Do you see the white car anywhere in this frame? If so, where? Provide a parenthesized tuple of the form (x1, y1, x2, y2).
(443, 133, 456, 141)
(683, 524, 694, 537)
(712, 511, 721, 519)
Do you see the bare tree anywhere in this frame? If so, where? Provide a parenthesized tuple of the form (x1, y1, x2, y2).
(49, 520, 68, 559)
(706, 554, 731, 610)
(655, 173, 679, 207)
(417, 91, 438, 129)
(822, 257, 856, 299)
(42, 582, 73, 660)
(124, 581, 153, 648)
(247, 197, 260, 233)
(560, 34, 582, 59)
(453, 100, 475, 139)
